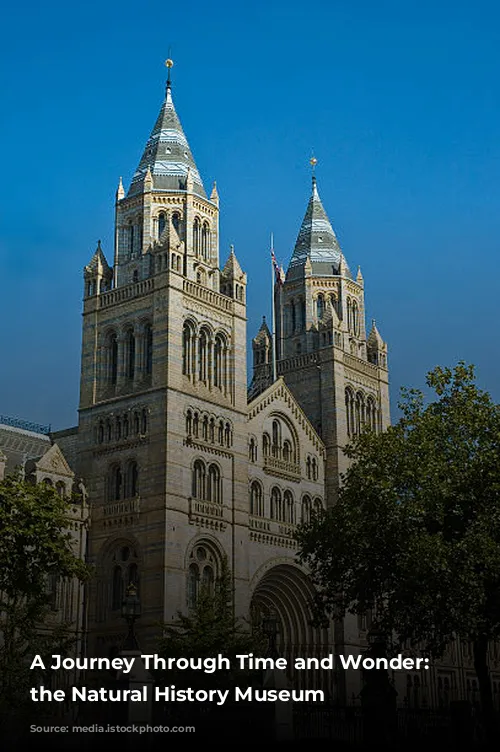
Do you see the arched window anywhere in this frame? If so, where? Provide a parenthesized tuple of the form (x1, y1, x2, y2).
(108, 464, 122, 501)
(133, 412, 140, 435)
(128, 221, 134, 255)
(123, 415, 129, 438)
(345, 388, 355, 437)
(317, 294, 325, 320)
(112, 566, 123, 610)
(192, 460, 206, 499)
(272, 420, 281, 457)
(330, 294, 338, 316)
(225, 422, 231, 447)
(187, 544, 218, 608)
(106, 419, 112, 442)
(186, 410, 193, 436)
(193, 412, 199, 438)
(144, 324, 153, 376)
(270, 487, 282, 521)
(209, 418, 215, 443)
(283, 440, 291, 463)
(141, 409, 147, 434)
(126, 329, 135, 380)
(202, 415, 208, 441)
(172, 212, 180, 234)
(347, 298, 352, 333)
(108, 332, 118, 385)
(291, 300, 296, 332)
(250, 481, 263, 516)
(249, 437, 257, 462)
(98, 421, 104, 444)
(284, 490, 294, 524)
(158, 212, 166, 237)
(198, 329, 209, 384)
(263, 433, 270, 457)
(213, 334, 226, 390)
(352, 300, 359, 336)
(115, 417, 122, 440)
(182, 321, 194, 377)
(366, 397, 378, 433)
(207, 464, 221, 504)
(311, 457, 318, 481)
(202, 222, 210, 260)
(355, 392, 365, 434)
(302, 495, 311, 524)
(218, 420, 224, 445)
(132, 269, 139, 283)
(56, 481, 65, 499)
(125, 461, 138, 498)
(313, 497, 323, 516)
(193, 217, 200, 255)
(201, 565, 213, 592)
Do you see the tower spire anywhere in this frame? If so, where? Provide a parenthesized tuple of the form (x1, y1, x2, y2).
(127, 57, 206, 199)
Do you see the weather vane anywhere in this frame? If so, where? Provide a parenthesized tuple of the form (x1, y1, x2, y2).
(310, 153, 318, 173)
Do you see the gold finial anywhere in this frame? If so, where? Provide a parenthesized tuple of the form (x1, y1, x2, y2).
(165, 54, 174, 92)
(310, 155, 318, 170)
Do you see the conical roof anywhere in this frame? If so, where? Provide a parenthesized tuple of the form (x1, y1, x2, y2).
(288, 177, 350, 278)
(127, 82, 206, 199)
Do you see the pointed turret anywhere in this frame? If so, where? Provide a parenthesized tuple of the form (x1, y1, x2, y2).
(210, 181, 219, 206)
(356, 265, 364, 286)
(288, 176, 350, 279)
(84, 240, 113, 297)
(220, 245, 247, 301)
(248, 317, 273, 400)
(127, 74, 206, 199)
(367, 319, 388, 368)
(116, 176, 125, 201)
(222, 244, 245, 279)
(143, 165, 153, 191)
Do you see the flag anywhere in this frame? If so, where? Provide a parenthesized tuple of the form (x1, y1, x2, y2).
(271, 248, 282, 286)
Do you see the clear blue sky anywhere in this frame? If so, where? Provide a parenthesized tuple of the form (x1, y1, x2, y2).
(1, 0, 499, 430)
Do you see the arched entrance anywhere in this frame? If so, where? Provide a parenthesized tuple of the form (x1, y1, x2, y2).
(250, 563, 332, 693)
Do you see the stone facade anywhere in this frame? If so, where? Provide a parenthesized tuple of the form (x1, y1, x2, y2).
(55, 71, 500, 708)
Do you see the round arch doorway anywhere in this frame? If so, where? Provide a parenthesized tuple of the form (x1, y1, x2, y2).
(250, 563, 332, 693)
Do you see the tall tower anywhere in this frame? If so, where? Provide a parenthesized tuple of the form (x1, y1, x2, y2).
(77, 63, 248, 654)
(272, 173, 390, 505)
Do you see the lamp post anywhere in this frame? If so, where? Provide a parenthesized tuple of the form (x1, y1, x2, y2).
(360, 626, 397, 743)
(121, 582, 141, 651)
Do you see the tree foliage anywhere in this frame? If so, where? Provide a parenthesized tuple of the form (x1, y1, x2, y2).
(0, 474, 90, 730)
(296, 363, 500, 734)
(157, 558, 266, 690)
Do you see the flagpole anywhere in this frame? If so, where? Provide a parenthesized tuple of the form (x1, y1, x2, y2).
(271, 232, 277, 383)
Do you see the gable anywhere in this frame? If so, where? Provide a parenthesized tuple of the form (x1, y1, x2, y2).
(35, 443, 74, 478)
(248, 378, 324, 456)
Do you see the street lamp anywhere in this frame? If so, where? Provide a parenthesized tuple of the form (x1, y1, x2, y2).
(262, 612, 279, 659)
(121, 582, 141, 650)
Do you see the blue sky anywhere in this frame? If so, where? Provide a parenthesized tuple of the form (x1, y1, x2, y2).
(1, 0, 499, 429)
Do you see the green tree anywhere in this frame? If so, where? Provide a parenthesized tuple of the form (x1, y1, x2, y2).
(0, 474, 90, 731)
(157, 558, 266, 691)
(296, 363, 500, 742)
